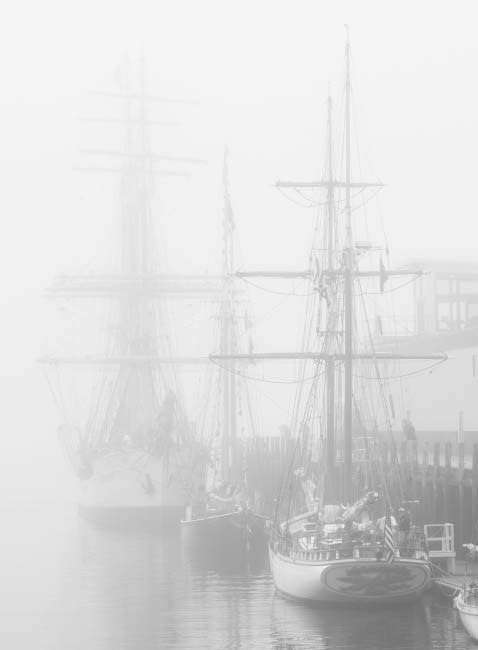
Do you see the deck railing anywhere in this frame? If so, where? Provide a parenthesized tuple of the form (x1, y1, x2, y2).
(275, 544, 427, 562)
(273, 531, 428, 562)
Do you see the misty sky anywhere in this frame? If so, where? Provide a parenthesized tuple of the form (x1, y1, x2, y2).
(1, 0, 477, 504)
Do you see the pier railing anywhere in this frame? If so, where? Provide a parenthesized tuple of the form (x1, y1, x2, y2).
(387, 440, 478, 558)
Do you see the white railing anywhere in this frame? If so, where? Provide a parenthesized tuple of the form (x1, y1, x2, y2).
(424, 523, 456, 573)
(424, 523, 455, 555)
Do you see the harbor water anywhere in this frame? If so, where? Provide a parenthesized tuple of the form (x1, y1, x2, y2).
(1, 502, 474, 650)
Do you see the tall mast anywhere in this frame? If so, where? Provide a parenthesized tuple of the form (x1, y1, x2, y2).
(325, 94, 336, 477)
(220, 294, 231, 482)
(221, 150, 238, 483)
(327, 95, 335, 269)
(343, 31, 354, 503)
(42, 63, 219, 460)
(119, 60, 155, 357)
(212, 35, 449, 509)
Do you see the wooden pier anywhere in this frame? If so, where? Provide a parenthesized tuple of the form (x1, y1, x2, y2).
(391, 439, 478, 559)
(241, 436, 478, 560)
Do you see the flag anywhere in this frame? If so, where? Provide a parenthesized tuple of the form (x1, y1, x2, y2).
(384, 510, 395, 563)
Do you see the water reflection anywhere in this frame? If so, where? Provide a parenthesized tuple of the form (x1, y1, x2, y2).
(5, 505, 471, 650)
(183, 532, 269, 576)
(76, 517, 469, 650)
(270, 595, 435, 650)
(79, 523, 185, 649)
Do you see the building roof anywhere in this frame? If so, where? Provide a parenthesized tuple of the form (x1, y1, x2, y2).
(408, 258, 478, 274)
(376, 328, 478, 353)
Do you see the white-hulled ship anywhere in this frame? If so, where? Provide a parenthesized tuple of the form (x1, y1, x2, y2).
(42, 63, 211, 526)
(269, 495, 432, 604)
(213, 35, 445, 602)
(455, 545, 478, 640)
(456, 586, 478, 640)
(267, 36, 441, 604)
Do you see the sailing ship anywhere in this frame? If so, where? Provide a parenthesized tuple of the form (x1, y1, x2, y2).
(42, 64, 212, 526)
(454, 545, 478, 639)
(456, 585, 478, 640)
(181, 152, 268, 555)
(214, 37, 446, 602)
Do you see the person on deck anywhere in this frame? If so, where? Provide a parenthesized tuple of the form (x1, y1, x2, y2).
(278, 524, 293, 555)
(398, 507, 412, 553)
(402, 417, 417, 442)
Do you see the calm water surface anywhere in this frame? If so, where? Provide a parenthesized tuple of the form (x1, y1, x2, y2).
(1, 504, 474, 649)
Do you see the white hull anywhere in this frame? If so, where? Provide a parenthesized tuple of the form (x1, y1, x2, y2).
(456, 591, 478, 640)
(269, 547, 432, 604)
(78, 449, 189, 525)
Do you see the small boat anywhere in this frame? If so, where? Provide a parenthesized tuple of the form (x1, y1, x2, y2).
(182, 504, 269, 556)
(456, 585, 478, 640)
(181, 152, 269, 556)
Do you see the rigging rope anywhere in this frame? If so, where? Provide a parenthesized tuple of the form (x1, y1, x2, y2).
(239, 275, 315, 297)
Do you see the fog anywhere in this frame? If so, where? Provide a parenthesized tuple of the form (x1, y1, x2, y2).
(4, 3, 478, 650)
(1, 0, 477, 504)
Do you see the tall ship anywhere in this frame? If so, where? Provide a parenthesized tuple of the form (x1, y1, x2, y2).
(181, 151, 268, 556)
(216, 37, 447, 602)
(42, 64, 208, 525)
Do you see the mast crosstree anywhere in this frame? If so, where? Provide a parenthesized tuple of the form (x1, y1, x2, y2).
(42, 59, 219, 460)
(41, 61, 226, 370)
(212, 37, 448, 505)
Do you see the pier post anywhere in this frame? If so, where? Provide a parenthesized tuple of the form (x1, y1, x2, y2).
(433, 443, 440, 476)
(423, 442, 429, 468)
(457, 442, 465, 553)
(472, 444, 478, 543)
(420, 442, 429, 524)
(444, 442, 453, 530)
(444, 442, 452, 472)
(433, 443, 441, 521)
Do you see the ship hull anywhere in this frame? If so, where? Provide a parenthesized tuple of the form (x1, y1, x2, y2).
(456, 591, 478, 640)
(181, 510, 269, 556)
(78, 449, 188, 527)
(269, 547, 432, 604)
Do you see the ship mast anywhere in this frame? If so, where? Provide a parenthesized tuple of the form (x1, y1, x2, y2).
(40, 62, 224, 457)
(343, 32, 354, 503)
(209, 38, 448, 512)
(221, 150, 239, 484)
(325, 94, 336, 480)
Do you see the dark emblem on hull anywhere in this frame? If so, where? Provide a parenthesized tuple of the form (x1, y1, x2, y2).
(322, 562, 429, 598)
